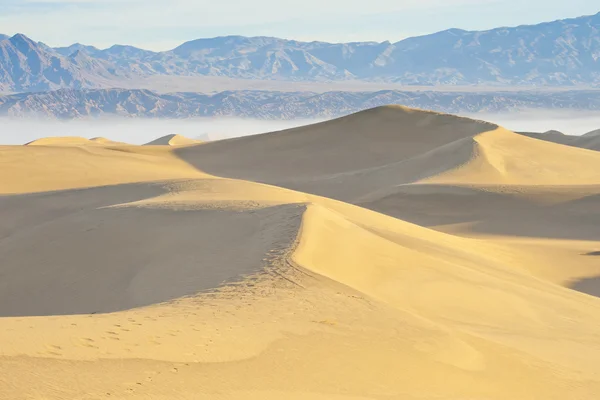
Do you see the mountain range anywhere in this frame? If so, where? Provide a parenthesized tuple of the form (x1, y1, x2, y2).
(1, 12, 600, 92)
(2, 88, 600, 120)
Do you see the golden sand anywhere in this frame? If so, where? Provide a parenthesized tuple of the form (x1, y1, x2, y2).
(1, 106, 599, 399)
(144, 134, 203, 146)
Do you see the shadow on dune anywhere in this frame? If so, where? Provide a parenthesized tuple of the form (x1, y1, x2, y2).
(175, 106, 497, 202)
(572, 276, 600, 298)
(175, 106, 600, 241)
(0, 185, 303, 317)
(571, 249, 600, 299)
(361, 186, 600, 240)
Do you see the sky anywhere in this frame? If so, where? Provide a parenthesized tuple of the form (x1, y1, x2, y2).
(0, 0, 598, 50)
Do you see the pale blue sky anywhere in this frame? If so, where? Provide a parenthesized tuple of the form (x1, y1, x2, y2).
(1, 0, 598, 50)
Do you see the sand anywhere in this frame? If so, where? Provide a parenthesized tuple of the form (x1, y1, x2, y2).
(1, 106, 600, 399)
(144, 134, 202, 146)
(517, 129, 600, 151)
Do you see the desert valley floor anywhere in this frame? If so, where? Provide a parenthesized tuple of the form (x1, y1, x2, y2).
(1, 106, 600, 399)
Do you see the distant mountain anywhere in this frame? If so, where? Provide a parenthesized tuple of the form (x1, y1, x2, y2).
(0, 34, 122, 92)
(54, 43, 101, 57)
(384, 13, 600, 85)
(1, 12, 600, 92)
(0, 34, 8, 41)
(2, 88, 600, 120)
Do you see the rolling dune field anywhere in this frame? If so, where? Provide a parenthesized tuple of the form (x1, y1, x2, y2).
(1, 106, 599, 399)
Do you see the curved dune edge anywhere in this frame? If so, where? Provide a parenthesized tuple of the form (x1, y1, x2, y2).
(119, 176, 600, 298)
(420, 127, 600, 186)
(25, 136, 129, 146)
(144, 134, 202, 146)
(518, 128, 600, 152)
(0, 144, 210, 194)
(89, 136, 130, 145)
(25, 136, 97, 146)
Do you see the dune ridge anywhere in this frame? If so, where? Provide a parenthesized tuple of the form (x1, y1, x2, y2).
(26, 136, 97, 146)
(1, 106, 600, 399)
(518, 128, 600, 152)
(144, 133, 202, 146)
(25, 136, 129, 146)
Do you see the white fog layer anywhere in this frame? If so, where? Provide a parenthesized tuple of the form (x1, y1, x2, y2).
(1, 110, 600, 145)
(463, 110, 600, 136)
(0, 118, 324, 145)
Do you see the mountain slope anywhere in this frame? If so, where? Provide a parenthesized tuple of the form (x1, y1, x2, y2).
(384, 12, 600, 85)
(1, 12, 600, 91)
(0, 34, 121, 92)
(82, 12, 600, 85)
(54, 43, 101, 57)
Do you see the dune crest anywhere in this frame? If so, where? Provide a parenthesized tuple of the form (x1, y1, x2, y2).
(25, 136, 95, 146)
(25, 136, 129, 146)
(144, 133, 202, 146)
(424, 127, 600, 185)
(518, 128, 600, 152)
(584, 129, 600, 138)
(89, 136, 129, 145)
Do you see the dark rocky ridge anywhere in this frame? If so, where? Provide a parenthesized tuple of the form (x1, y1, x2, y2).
(1, 88, 600, 120)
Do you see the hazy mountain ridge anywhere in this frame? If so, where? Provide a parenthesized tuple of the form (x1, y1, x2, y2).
(1, 12, 599, 91)
(2, 88, 600, 119)
(0, 34, 122, 92)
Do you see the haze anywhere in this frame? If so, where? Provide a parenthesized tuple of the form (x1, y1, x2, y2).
(467, 110, 600, 135)
(0, 117, 324, 145)
(3, 111, 600, 145)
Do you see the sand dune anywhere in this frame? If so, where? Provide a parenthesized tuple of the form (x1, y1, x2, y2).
(425, 127, 600, 185)
(581, 136, 600, 151)
(177, 106, 499, 201)
(25, 136, 129, 146)
(0, 186, 302, 316)
(581, 129, 600, 151)
(518, 128, 600, 151)
(26, 136, 98, 146)
(0, 144, 204, 194)
(90, 136, 129, 145)
(585, 129, 600, 137)
(177, 106, 600, 200)
(144, 133, 202, 146)
(1, 106, 600, 399)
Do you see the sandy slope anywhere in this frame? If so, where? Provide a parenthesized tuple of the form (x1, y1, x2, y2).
(0, 144, 205, 194)
(517, 129, 600, 152)
(26, 136, 129, 146)
(144, 134, 202, 146)
(1, 106, 600, 399)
